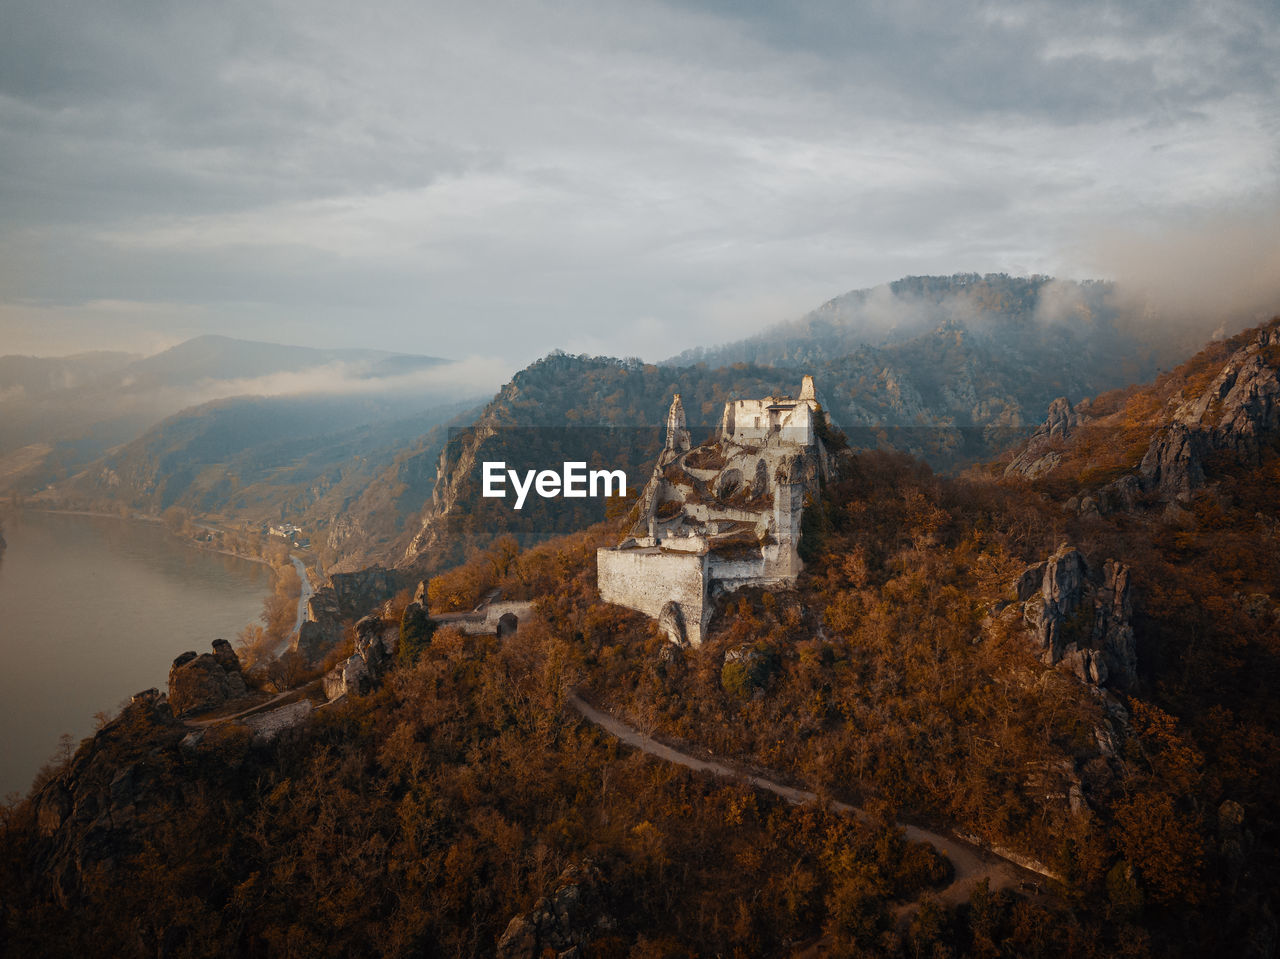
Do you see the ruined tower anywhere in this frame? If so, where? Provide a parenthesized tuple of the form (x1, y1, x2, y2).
(665, 393, 691, 452)
(597, 377, 831, 645)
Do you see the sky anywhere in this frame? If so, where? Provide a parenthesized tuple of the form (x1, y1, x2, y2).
(2, 0, 1278, 373)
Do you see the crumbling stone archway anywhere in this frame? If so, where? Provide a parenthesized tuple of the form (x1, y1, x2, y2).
(657, 601, 687, 646)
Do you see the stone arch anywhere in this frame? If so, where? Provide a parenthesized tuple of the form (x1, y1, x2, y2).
(714, 468, 743, 501)
(657, 601, 687, 646)
(496, 612, 519, 639)
(752, 458, 769, 496)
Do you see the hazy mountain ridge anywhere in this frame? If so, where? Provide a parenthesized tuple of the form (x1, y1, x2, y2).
(0, 351, 140, 400)
(400, 275, 1180, 570)
(55, 392, 477, 565)
(669, 274, 1177, 456)
(668, 274, 1161, 369)
(0, 335, 454, 495)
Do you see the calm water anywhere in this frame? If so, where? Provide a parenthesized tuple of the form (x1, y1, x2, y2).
(0, 511, 270, 798)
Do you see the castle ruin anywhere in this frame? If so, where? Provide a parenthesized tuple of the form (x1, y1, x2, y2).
(596, 376, 832, 645)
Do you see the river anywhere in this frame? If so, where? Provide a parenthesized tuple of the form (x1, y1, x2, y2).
(0, 511, 271, 799)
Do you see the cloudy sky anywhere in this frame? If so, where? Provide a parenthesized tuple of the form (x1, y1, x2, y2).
(2, 0, 1277, 370)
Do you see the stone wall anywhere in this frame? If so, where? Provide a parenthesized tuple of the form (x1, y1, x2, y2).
(597, 548, 709, 644)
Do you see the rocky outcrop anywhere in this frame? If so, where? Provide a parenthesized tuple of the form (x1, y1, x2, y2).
(1006, 325, 1280, 514)
(1097, 474, 1142, 513)
(1005, 397, 1086, 479)
(296, 566, 400, 664)
(167, 639, 248, 717)
(322, 655, 370, 701)
(657, 600, 686, 646)
(1138, 423, 1204, 502)
(330, 567, 398, 617)
(1021, 546, 1087, 663)
(1176, 329, 1280, 447)
(1139, 326, 1280, 503)
(496, 861, 612, 959)
(294, 620, 331, 663)
(355, 614, 397, 669)
(1090, 560, 1136, 683)
(29, 691, 186, 906)
(1213, 351, 1280, 461)
(322, 615, 399, 701)
(1017, 546, 1137, 688)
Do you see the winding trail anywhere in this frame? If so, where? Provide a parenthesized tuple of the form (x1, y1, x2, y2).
(568, 692, 1052, 907)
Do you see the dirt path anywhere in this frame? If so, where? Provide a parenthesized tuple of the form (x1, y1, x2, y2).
(567, 692, 1049, 907)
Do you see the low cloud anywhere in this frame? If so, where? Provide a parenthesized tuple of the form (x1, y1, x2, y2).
(183, 354, 512, 406)
(1076, 198, 1280, 340)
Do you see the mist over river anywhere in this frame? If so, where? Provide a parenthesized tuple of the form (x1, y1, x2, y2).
(0, 511, 271, 798)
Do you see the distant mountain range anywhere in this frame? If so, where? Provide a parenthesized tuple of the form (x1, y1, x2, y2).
(16, 274, 1259, 574)
(0, 334, 459, 497)
(62, 393, 478, 560)
(398, 274, 1215, 573)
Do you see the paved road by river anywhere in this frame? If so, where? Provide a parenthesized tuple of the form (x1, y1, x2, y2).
(290, 555, 312, 637)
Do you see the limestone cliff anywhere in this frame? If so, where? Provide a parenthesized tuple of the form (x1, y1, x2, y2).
(1017, 546, 1137, 688)
(1003, 317, 1280, 512)
(294, 566, 400, 663)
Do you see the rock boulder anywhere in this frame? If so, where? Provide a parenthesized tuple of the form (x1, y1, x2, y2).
(168, 641, 247, 717)
(1005, 397, 1084, 479)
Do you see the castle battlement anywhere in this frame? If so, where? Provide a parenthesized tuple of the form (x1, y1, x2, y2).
(597, 375, 829, 645)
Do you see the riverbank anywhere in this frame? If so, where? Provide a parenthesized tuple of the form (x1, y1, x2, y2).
(26, 506, 306, 572)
